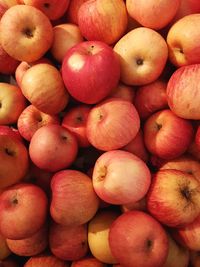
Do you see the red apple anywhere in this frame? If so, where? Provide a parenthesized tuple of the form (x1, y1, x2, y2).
(77, 0, 128, 45)
(147, 169, 200, 227)
(0, 44, 19, 75)
(92, 150, 151, 205)
(66, 0, 88, 24)
(121, 197, 147, 213)
(0, 5, 53, 62)
(17, 104, 60, 142)
(0, 183, 48, 239)
(0, 125, 23, 143)
(71, 257, 106, 267)
(173, 0, 200, 22)
(86, 98, 140, 151)
(24, 253, 69, 267)
(61, 40, 120, 104)
(29, 124, 78, 172)
(108, 82, 136, 103)
(50, 169, 99, 226)
(143, 109, 194, 160)
(109, 210, 169, 267)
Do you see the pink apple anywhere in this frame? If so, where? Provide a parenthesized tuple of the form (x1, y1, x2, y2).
(29, 124, 78, 172)
(109, 210, 169, 267)
(86, 98, 140, 151)
(126, 0, 181, 30)
(92, 150, 151, 205)
(17, 104, 60, 142)
(0, 183, 48, 239)
(66, 0, 88, 25)
(21, 63, 69, 115)
(49, 221, 88, 261)
(23, 0, 70, 20)
(50, 169, 99, 225)
(61, 40, 120, 104)
(147, 169, 200, 227)
(167, 64, 200, 120)
(143, 109, 194, 160)
(114, 27, 168, 85)
(108, 82, 136, 103)
(62, 104, 91, 147)
(0, 44, 19, 74)
(24, 253, 69, 267)
(71, 257, 106, 267)
(51, 23, 84, 63)
(0, 5, 53, 62)
(77, 0, 128, 45)
(134, 79, 168, 120)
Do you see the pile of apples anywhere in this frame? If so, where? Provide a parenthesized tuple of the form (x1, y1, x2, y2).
(1, 0, 200, 266)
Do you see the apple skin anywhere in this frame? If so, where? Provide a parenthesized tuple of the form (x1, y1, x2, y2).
(62, 40, 120, 104)
(0, 5, 54, 62)
(51, 23, 84, 63)
(62, 104, 91, 147)
(50, 169, 99, 226)
(77, 0, 128, 45)
(173, 0, 200, 22)
(49, 221, 88, 261)
(0, 183, 48, 240)
(0, 82, 27, 125)
(0, 44, 19, 74)
(29, 124, 78, 172)
(143, 109, 194, 160)
(66, 0, 88, 24)
(121, 197, 147, 213)
(109, 210, 169, 267)
(167, 14, 200, 67)
(126, 0, 181, 30)
(24, 253, 69, 267)
(0, 231, 11, 260)
(147, 169, 200, 227)
(194, 125, 200, 152)
(71, 257, 107, 267)
(0, 133, 29, 189)
(86, 98, 140, 151)
(6, 222, 48, 256)
(88, 209, 119, 264)
(92, 150, 151, 205)
(17, 104, 60, 142)
(134, 79, 168, 120)
(23, 0, 70, 20)
(0, 125, 23, 143)
(21, 63, 69, 115)
(114, 27, 168, 86)
(167, 64, 200, 120)
(108, 82, 135, 103)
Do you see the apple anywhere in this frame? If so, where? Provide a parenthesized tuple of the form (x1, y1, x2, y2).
(0, 231, 11, 260)
(51, 23, 84, 63)
(187, 138, 200, 161)
(66, 0, 89, 24)
(121, 197, 147, 213)
(24, 253, 69, 267)
(109, 210, 169, 267)
(71, 257, 107, 267)
(173, 0, 200, 22)
(86, 98, 140, 151)
(21, 63, 69, 115)
(0, 183, 48, 239)
(92, 150, 151, 205)
(62, 104, 91, 147)
(23, 0, 70, 20)
(0, 133, 29, 189)
(143, 109, 194, 160)
(0, 82, 27, 125)
(50, 169, 99, 226)
(61, 40, 120, 104)
(0, 125, 23, 143)
(88, 209, 119, 264)
(77, 0, 128, 45)
(29, 124, 78, 172)
(147, 169, 200, 227)
(17, 104, 60, 142)
(108, 82, 136, 103)
(167, 14, 200, 67)
(6, 222, 48, 256)
(0, 5, 54, 62)
(0, 44, 19, 75)
(126, 0, 181, 30)
(134, 79, 168, 120)
(194, 125, 200, 151)
(113, 27, 168, 85)
(49, 221, 88, 261)
(0, 1, 8, 18)
(166, 64, 200, 120)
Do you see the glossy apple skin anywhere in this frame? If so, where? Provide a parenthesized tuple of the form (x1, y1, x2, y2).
(167, 64, 200, 120)
(143, 109, 194, 160)
(147, 169, 200, 227)
(86, 98, 140, 151)
(24, 253, 69, 267)
(0, 183, 48, 240)
(61, 41, 120, 104)
(77, 0, 127, 45)
(109, 210, 169, 267)
(29, 124, 78, 172)
(92, 150, 151, 205)
(50, 169, 99, 226)
(49, 221, 88, 261)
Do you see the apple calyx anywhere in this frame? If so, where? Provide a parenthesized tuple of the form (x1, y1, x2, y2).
(96, 165, 107, 182)
(22, 27, 35, 39)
